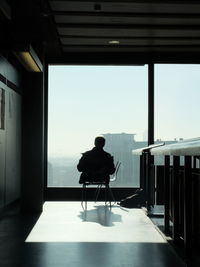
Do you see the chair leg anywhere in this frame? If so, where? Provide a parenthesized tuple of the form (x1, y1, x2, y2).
(105, 185, 107, 205)
(94, 184, 102, 202)
(94, 185, 100, 201)
(81, 184, 84, 207)
(81, 184, 87, 210)
(106, 184, 115, 207)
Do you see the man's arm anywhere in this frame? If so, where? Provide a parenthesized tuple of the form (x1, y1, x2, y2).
(77, 155, 86, 172)
(107, 156, 115, 175)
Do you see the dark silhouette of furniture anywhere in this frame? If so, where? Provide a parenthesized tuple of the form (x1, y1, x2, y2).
(81, 162, 121, 209)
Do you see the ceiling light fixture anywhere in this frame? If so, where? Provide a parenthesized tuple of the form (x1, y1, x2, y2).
(108, 40, 120, 44)
(13, 45, 43, 72)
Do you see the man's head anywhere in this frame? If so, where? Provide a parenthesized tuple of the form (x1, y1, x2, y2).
(94, 136, 105, 148)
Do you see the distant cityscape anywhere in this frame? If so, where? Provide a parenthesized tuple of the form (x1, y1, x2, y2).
(48, 133, 178, 187)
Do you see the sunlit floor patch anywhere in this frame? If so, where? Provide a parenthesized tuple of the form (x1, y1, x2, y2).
(26, 202, 166, 243)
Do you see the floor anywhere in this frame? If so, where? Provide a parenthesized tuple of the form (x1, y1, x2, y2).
(0, 202, 187, 267)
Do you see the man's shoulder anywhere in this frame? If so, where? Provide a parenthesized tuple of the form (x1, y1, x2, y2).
(82, 148, 112, 158)
(103, 150, 112, 157)
(81, 149, 93, 157)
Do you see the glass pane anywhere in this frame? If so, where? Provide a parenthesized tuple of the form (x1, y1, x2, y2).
(48, 65, 148, 187)
(155, 64, 200, 165)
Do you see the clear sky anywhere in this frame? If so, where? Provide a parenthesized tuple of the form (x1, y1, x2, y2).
(155, 64, 200, 141)
(48, 64, 200, 157)
(48, 65, 148, 157)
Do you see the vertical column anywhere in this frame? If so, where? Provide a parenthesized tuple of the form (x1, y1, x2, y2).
(184, 156, 193, 258)
(164, 155, 170, 234)
(172, 156, 180, 243)
(148, 63, 154, 146)
(21, 72, 44, 212)
(44, 62, 48, 191)
(147, 64, 154, 211)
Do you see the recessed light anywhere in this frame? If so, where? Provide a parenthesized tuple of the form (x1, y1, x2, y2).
(108, 40, 120, 44)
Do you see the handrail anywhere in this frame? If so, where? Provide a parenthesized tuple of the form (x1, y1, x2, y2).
(132, 142, 165, 155)
(151, 138, 200, 156)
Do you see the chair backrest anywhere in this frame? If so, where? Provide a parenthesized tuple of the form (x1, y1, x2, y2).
(110, 161, 121, 182)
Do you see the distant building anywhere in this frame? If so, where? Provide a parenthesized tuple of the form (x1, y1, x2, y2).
(103, 133, 177, 187)
(103, 133, 146, 187)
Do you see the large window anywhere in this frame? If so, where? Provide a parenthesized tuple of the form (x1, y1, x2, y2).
(155, 64, 200, 166)
(48, 65, 148, 187)
(155, 64, 200, 141)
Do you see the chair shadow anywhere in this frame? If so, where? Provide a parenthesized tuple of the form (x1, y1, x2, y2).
(78, 205, 122, 227)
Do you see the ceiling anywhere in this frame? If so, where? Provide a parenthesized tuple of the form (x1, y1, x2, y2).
(2, 0, 200, 64)
(49, 1, 200, 53)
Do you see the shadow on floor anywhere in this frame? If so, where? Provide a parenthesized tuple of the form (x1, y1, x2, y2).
(78, 205, 122, 226)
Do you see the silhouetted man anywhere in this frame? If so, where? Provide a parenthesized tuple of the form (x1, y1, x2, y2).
(77, 136, 115, 185)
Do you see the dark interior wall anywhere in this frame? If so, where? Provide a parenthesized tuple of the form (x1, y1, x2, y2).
(0, 55, 22, 210)
(21, 72, 44, 213)
(0, 53, 45, 213)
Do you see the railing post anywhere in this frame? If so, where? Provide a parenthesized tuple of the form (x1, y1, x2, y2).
(146, 152, 154, 211)
(164, 155, 170, 235)
(172, 156, 180, 243)
(184, 156, 193, 259)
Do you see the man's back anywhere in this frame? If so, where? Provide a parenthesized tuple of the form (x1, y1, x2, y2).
(77, 146, 115, 184)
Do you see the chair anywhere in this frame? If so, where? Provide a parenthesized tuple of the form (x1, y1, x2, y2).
(81, 161, 121, 209)
(110, 161, 121, 182)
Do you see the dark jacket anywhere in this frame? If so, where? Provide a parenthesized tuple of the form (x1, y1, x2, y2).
(77, 147, 115, 184)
